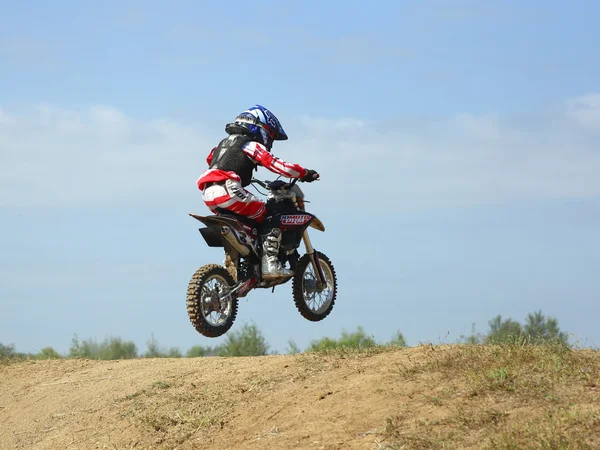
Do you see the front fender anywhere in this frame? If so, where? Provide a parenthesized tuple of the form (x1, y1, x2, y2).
(309, 216, 325, 232)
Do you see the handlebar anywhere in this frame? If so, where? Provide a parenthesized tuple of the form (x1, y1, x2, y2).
(251, 178, 269, 189)
(251, 177, 299, 190)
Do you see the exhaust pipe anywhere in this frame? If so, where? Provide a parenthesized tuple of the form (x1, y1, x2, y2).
(220, 226, 251, 257)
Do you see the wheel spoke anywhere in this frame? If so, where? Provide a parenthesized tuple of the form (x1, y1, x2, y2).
(199, 275, 232, 326)
(301, 258, 334, 314)
(187, 264, 239, 338)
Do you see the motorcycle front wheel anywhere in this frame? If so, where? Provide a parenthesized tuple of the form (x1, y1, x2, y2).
(187, 264, 238, 338)
(292, 251, 337, 322)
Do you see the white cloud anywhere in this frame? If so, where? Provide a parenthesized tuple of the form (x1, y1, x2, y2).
(287, 99, 600, 211)
(1, 96, 599, 211)
(0, 107, 16, 127)
(566, 93, 600, 130)
(451, 113, 500, 139)
(0, 104, 217, 207)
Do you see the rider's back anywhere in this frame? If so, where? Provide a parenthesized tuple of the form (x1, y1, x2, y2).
(209, 134, 256, 187)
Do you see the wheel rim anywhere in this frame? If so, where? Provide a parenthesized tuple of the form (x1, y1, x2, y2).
(200, 275, 233, 326)
(301, 259, 335, 315)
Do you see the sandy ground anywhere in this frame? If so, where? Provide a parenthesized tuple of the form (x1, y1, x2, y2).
(1, 346, 599, 450)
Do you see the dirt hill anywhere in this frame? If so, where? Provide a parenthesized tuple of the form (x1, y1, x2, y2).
(1, 345, 599, 450)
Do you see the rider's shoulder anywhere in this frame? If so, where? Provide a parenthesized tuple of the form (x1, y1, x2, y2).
(242, 141, 269, 153)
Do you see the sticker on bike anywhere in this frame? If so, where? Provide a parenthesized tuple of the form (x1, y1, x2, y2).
(280, 215, 312, 226)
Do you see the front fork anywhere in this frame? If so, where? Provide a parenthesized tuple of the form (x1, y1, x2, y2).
(302, 231, 327, 290)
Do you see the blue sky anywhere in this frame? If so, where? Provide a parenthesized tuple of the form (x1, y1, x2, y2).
(1, 0, 600, 354)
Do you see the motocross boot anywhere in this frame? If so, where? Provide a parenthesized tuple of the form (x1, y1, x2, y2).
(261, 228, 293, 279)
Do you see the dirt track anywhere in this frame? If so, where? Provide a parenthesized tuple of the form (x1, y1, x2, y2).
(1, 346, 599, 449)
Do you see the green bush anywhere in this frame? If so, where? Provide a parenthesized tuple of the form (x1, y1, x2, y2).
(70, 334, 138, 360)
(308, 326, 377, 351)
(461, 310, 570, 346)
(212, 322, 269, 357)
(36, 347, 62, 360)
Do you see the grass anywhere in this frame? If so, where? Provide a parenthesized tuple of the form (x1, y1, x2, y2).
(377, 342, 600, 449)
(0, 355, 30, 366)
(118, 380, 174, 402)
(151, 380, 173, 390)
(489, 406, 600, 449)
(304, 343, 404, 358)
(119, 377, 231, 446)
(291, 343, 408, 379)
(141, 408, 223, 432)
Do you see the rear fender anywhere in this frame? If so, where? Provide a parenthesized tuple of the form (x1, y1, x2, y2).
(199, 227, 223, 247)
(189, 214, 259, 257)
(189, 213, 241, 229)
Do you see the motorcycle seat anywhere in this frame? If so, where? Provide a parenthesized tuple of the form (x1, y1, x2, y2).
(214, 208, 258, 227)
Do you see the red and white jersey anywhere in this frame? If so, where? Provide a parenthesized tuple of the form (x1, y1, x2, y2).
(197, 141, 307, 191)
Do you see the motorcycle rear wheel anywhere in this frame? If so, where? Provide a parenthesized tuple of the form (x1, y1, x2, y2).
(187, 264, 238, 338)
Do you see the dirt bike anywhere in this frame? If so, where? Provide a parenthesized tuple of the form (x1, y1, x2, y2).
(187, 177, 337, 338)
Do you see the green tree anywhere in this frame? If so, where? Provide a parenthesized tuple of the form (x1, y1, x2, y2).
(0, 343, 16, 358)
(36, 347, 62, 360)
(286, 339, 301, 354)
(69, 334, 100, 358)
(523, 310, 569, 345)
(389, 331, 407, 347)
(485, 315, 524, 344)
(464, 311, 570, 346)
(186, 345, 215, 357)
(142, 334, 182, 358)
(99, 337, 138, 359)
(308, 326, 376, 351)
(459, 323, 484, 344)
(213, 322, 269, 357)
(143, 334, 163, 358)
(69, 334, 138, 359)
(167, 347, 182, 358)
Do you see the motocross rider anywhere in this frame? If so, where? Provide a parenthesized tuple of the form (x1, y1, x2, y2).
(197, 105, 319, 279)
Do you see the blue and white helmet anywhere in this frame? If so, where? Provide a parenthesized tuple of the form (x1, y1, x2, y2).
(231, 105, 288, 149)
